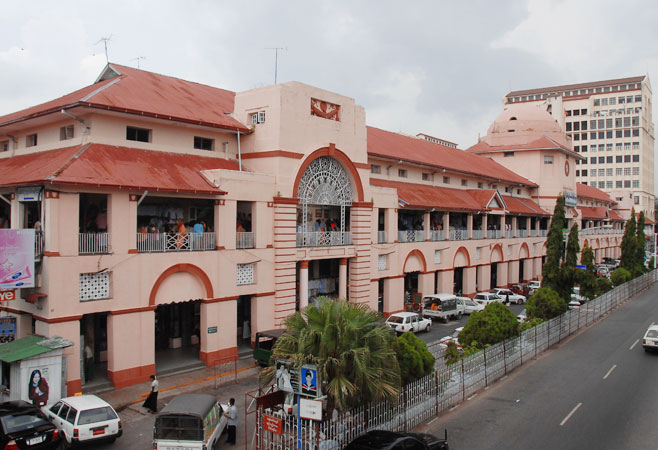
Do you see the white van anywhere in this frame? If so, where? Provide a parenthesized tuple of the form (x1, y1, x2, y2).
(153, 394, 228, 450)
(422, 293, 464, 321)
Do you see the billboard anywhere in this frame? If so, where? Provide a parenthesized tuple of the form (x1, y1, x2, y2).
(0, 317, 16, 344)
(0, 229, 36, 290)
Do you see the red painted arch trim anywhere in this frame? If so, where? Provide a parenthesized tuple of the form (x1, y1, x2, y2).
(292, 144, 365, 202)
(403, 249, 427, 273)
(519, 242, 530, 259)
(149, 263, 214, 307)
(490, 243, 504, 263)
(452, 246, 472, 267)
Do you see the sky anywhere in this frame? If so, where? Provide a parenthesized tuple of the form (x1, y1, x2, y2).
(1, 0, 657, 154)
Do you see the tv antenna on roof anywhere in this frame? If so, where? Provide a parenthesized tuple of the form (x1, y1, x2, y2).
(265, 47, 286, 84)
(96, 35, 113, 63)
(131, 56, 146, 69)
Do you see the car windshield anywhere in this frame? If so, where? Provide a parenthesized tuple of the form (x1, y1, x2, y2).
(646, 330, 658, 338)
(387, 316, 404, 324)
(77, 407, 118, 425)
(465, 300, 476, 307)
(1, 412, 50, 434)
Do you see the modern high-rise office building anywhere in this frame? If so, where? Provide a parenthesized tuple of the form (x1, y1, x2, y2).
(505, 76, 655, 217)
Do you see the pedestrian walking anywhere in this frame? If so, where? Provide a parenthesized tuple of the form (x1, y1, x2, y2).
(143, 375, 159, 413)
(224, 397, 238, 444)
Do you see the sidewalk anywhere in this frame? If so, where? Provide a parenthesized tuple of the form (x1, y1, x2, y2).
(97, 356, 262, 412)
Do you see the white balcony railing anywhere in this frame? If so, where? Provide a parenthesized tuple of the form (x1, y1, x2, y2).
(236, 232, 254, 249)
(296, 231, 352, 247)
(472, 229, 484, 240)
(429, 230, 444, 241)
(449, 229, 468, 241)
(505, 229, 513, 239)
(35, 232, 44, 258)
(79, 233, 110, 254)
(137, 232, 215, 252)
(378, 231, 386, 243)
(539, 229, 548, 237)
(398, 230, 425, 243)
(530, 229, 538, 237)
(487, 229, 503, 239)
(517, 229, 528, 238)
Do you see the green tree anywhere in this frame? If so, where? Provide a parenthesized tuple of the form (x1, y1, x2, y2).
(635, 212, 647, 276)
(610, 267, 632, 286)
(621, 210, 637, 273)
(542, 195, 567, 298)
(561, 223, 581, 300)
(526, 287, 567, 320)
(458, 302, 519, 349)
(579, 243, 596, 300)
(259, 298, 400, 412)
(519, 317, 544, 332)
(594, 277, 613, 295)
(565, 223, 581, 268)
(393, 332, 435, 384)
(443, 342, 461, 366)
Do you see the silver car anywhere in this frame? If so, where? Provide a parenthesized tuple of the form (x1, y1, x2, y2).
(642, 325, 658, 352)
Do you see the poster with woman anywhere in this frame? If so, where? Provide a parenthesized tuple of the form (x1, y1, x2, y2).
(27, 368, 49, 406)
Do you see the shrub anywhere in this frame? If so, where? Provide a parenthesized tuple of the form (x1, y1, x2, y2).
(519, 317, 544, 332)
(594, 277, 613, 296)
(526, 287, 567, 321)
(458, 302, 519, 349)
(393, 332, 435, 384)
(610, 267, 632, 286)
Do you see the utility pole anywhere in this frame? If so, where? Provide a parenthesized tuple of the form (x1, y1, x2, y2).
(265, 47, 286, 84)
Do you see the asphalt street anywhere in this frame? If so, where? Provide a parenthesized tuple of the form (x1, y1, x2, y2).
(426, 283, 658, 450)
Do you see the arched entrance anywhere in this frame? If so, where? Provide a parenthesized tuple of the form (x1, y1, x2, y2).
(490, 245, 503, 289)
(403, 250, 426, 310)
(453, 248, 470, 295)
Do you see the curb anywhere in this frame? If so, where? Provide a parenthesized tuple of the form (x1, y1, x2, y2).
(114, 364, 258, 412)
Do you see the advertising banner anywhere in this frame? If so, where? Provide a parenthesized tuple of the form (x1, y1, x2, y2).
(0, 229, 36, 290)
(0, 317, 16, 344)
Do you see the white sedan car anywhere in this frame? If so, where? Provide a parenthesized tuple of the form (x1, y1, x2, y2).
(642, 325, 658, 352)
(456, 296, 485, 314)
(473, 292, 503, 306)
(385, 312, 431, 334)
(493, 288, 526, 305)
(439, 327, 464, 349)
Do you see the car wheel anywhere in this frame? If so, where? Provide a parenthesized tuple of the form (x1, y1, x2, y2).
(426, 323, 431, 332)
(59, 434, 71, 450)
(458, 311, 463, 319)
(518, 299, 524, 305)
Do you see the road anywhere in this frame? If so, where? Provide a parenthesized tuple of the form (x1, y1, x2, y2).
(426, 282, 658, 450)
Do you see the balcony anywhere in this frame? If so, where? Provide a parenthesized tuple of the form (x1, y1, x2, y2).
(487, 230, 503, 239)
(35, 232, 44, 258)
(429, 230, 444, 241)
(398, 230, 425, 243)
(378, 231, 386, 243)
(137, 232, 216, 253)
(79, 233, 110, 255)
(449, 229, 468, 241)
(296, 231, 352, 247)
(517, 229, 528, 238)
(581, 226, 622, 236)
(236, 232, 254, 249)
(472, 229, 484, 240)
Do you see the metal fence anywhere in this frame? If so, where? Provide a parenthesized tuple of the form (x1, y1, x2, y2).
(136, 231, 215, 252)
(252, 270, 657, 450)
(79, 232, 109, 254)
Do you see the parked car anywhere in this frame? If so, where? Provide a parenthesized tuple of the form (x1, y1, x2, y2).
(439, 327, 464, 349)
(345, 429, 448, 450)
(527, 280, 541, 294)
(571, 287, 586, 304)
(517, 308, 527, 323)
(510, 283, 530, 297)
(422, 294, 464, 321)
(456, 296, 484, 314)
(385, 312, 431, 335)
(44, 395, 122, 447)
(0, 401, 60, 450)
(473, 292, 503, 306)
(253, 328, 286, 366)
(642, 324, 658, 352)
(568, 300, 581, 310)
(493, 288, 526, 305)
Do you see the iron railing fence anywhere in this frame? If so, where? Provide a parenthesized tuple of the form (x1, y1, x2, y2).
(252, 271, 657, 450)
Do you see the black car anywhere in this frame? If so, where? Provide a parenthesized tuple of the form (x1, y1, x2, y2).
(345, 430, 448, 450)
(0, 401, 60, 449)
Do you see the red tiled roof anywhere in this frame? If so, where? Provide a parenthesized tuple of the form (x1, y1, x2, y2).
(367, 127, 537, 187)
(634, 212, 656, 225)
(578, 206, 609, 220)
(609, 210, 623, 221)
(502, 195, 550, 216)
(506, 76, 645, 98)
(0, 63, 249, 132)
(576, 183, 613, 203)
(466, 136, 577, 157)
(371, 179, 547, 215)
(0, 145, 239, 194)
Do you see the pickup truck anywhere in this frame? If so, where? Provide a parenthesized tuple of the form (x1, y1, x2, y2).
(385, 312, 432, 334)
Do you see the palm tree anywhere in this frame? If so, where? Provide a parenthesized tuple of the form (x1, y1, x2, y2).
(259, 298, 401, 412)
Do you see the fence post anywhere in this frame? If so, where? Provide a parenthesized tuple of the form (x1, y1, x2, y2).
(503, 340, 507, 375)
(434, 370, 440, 416)
(534, 325, 537, 358)
(558, 315, 562, 343)
(461, 359, 465, 402)
(483, 346, 488, 387)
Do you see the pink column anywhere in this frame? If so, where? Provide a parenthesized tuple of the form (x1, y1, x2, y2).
(299, 260, 309, 310)
(338, 258, 347, 299)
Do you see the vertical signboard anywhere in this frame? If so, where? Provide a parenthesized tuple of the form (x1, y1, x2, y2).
(0, 229, 36, 290)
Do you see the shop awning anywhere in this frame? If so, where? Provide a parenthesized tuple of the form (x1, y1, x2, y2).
(0, 335, 73, 363)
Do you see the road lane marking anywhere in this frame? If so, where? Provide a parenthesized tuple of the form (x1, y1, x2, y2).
(560, 403, 582, 426)
(630, 339, 639, 350)
(603, 365, 617, 380)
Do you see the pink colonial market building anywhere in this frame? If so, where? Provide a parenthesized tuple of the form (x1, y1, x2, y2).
(0, 64, 626, 394)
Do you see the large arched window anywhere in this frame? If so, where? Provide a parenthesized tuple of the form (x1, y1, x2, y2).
(297, 156, 353, 244)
